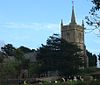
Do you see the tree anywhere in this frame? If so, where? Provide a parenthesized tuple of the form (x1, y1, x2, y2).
(86, 50, 97, 67)
(1, 44, 16, 56)
(0, 60, 19, 79)
(0, 44, 36, 78)
(98, 53, 100, 66)
(86, 0, 100, 30)
(37, 34, 82, 76)
(18, 46, 33, 53)
(0, 52, 5, 63)
(14, 47, 31, 76)
(14, 48, 24, 61)
(29, 62, 42, 77)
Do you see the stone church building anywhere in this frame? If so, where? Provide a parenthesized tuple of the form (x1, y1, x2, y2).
(61, 4, 88, 68)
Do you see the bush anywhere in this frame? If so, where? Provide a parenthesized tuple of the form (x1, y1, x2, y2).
(42, 81, 67, 85)
(42, 81, 87, 85)
(67, 81, 86, 85)
(90, 80, 100, 85)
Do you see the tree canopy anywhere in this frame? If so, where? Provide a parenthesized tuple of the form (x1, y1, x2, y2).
(37, 34, 83, 76)
(18, 46, 34, 53)
(1, 44, 16, 56)
(86, 50, 97, 67)
(0, 44, 36, 78)
(86, 0, 100, 29)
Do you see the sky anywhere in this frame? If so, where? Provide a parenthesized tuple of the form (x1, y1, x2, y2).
(0, 0, 100, 55)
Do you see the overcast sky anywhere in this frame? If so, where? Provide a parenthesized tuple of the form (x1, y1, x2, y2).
(0, 0, 100, 55)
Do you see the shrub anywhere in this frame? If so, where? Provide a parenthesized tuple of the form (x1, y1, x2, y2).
(66, 81, 86, 85)
(90, 80, 100, 85)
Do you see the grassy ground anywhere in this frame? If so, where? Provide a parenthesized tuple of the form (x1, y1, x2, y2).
(0, 79, 100, 85)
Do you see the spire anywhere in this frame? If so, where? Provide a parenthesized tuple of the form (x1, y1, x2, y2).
(61, 19, 63, 26)
(70, 0, 76, 24)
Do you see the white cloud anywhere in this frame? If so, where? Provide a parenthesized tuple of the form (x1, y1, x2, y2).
(1, 22, 60, 31)
(93, 29, 100, 35)
(0, 22, 60, 49)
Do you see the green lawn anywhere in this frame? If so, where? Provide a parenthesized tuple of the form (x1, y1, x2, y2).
(0, 79, 100, 85)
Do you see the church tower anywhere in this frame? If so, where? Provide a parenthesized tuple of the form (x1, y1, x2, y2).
(61, 2, 88, 68)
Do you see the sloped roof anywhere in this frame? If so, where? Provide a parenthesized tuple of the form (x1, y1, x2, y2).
(24, 52, 37, 63)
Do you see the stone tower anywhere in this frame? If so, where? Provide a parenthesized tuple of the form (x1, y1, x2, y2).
(61, 3, 88, 68)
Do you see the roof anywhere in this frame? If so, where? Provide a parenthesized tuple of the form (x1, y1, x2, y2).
(24, 52, 37, 63)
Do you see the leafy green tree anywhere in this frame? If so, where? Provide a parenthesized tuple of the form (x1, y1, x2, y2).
(1, 44, 16, 56)
(98, 53, 100, 66)
(14, 48, 24, 61)
(86, 50, 97, 67)
(37, 34, 82, 76)
(15, 46, 35, 68)
(18, 46, 33, 53)
(15, 48, 30, 72)
(29, 62, 42, 77)
(0, 44, 36, 78)
(86, 0, 100, 29)
(0, 52, 5, 63)
(0, 60, 19, 79)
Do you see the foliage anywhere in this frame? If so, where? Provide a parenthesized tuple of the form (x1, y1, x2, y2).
(0, 44, 36, 79)
(37, 34, 82, 76)
(0, 60, 20, 79)
(18, 46, 34, 53)
(14, 48, 24, 61)
(0, 52, 5, 63)
(79, 67, 100, 75)
(0, 80, 100, 85)
(86, 50, 97, 67)
(98, 53, 100, 61)
(86, 0, 100, 30)
(29, 62, 42, 77)
(90, 80, 100, 85)
(67, 81, 86, 85)
(41, 80, 100, 85)
(1, 44, 16, 56)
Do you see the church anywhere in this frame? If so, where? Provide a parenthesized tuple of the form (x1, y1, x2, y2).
(61, 2, 88, 68)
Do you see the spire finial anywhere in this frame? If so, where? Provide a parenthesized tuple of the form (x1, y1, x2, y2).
(72, 0, 74, 8)
(70, 0, 76, 24)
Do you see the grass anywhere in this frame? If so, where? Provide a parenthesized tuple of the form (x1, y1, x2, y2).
(0, 79, 100, 85)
